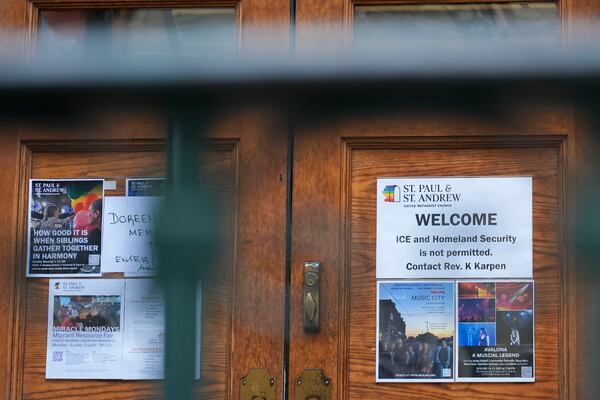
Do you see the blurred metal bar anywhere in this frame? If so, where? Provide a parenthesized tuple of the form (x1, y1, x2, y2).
(3, 44, 600, 123)
(156, 108, 213, 400)
(575, 104, 600, 400)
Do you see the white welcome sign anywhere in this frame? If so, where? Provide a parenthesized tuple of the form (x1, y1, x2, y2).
(376, 177, 532, 279)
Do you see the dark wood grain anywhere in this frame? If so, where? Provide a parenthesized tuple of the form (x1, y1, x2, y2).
(0, 0, 27, 31)
(226, 108, 288, 399)
(571, 112, 600, 400)
(0, 125, 23, 397)
(0, 0, 31, 379)
(31, 0, 237, 7)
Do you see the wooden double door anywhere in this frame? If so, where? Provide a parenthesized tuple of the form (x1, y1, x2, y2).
(0, 0, 591, 398)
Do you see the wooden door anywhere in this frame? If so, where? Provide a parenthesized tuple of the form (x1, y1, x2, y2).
(290, 1, 581, 398)
(1, 0, 598, 399)
(0, 1, 290, 399)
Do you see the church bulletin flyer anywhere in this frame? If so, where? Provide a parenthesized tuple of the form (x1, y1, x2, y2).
(46, 279, 124, 379)
(28, 179, 104, 277)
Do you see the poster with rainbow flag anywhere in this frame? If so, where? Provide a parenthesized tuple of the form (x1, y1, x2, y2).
(28, 179, 104, 277)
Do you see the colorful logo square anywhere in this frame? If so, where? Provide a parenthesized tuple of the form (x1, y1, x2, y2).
(383, 185, 401, 202)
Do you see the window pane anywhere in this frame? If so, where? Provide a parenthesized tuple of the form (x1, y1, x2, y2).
(354, 3, 558, 48)
(38, 8, 236, 59)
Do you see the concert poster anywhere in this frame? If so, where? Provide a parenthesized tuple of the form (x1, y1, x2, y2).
(28, 179, 104, 277)
(456, 280, 535, 382)
(377, 281, 455, 382)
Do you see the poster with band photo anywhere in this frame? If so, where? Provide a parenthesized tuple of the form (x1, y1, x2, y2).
(377, 281, 455, 382)
(27, 179, 104, 277)
(456, 280, 535, 382)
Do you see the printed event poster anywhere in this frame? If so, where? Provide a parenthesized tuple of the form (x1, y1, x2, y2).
(101, 196, 161, 276)
(123, 279, 165, 379)
(377, 177, 532, 279)
(28, 179, 104, 277)
(126, 178, 165, 197)
(123, 279, 202, 380)
(377, 281, 455, 382)
(46, 279, 124, 379)
(456, 280, 534, 382)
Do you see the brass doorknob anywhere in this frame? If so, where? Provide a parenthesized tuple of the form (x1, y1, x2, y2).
(305, 292, 317, 321)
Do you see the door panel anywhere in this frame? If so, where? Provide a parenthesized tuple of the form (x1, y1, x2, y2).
(15, 106, 290, 399)
(346, 142, 560, 399)
(18, 143, 237, 399)
(290, 118, 568, 399)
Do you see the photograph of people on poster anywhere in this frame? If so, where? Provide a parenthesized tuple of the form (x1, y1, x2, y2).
(458, 298, 496, 322)
(497, 310, 534, 346)
(456, 280, 535, 382)
(377, 281, 454, 382)
(28, 179, 104, 276)
(53, 295, 121, 331)
(457, 322, 496, 346)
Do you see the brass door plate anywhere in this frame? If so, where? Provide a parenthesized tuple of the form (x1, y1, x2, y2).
(295, 369, 332, 400)
(240, 368, 276, 400)
(304, 261, 320, 332)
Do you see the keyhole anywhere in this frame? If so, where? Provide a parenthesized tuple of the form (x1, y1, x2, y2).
(305, 272, 318, 286)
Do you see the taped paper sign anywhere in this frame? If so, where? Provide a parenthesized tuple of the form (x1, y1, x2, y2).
(102, 196, 162, 276)
(377, 177, 532, 279)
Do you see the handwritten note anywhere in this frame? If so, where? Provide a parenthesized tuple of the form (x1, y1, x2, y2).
(102, 196, 162, 276)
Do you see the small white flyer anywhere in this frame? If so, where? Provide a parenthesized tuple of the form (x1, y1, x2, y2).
(46, 279, 125, 379)
(122, 279, 202, 380)
(101, 196, 162, 276)
(123, 279, 165, 380)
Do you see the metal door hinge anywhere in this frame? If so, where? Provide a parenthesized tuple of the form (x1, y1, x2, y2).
(295, 369, 332, 400)
(240, 368, 276, 400)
